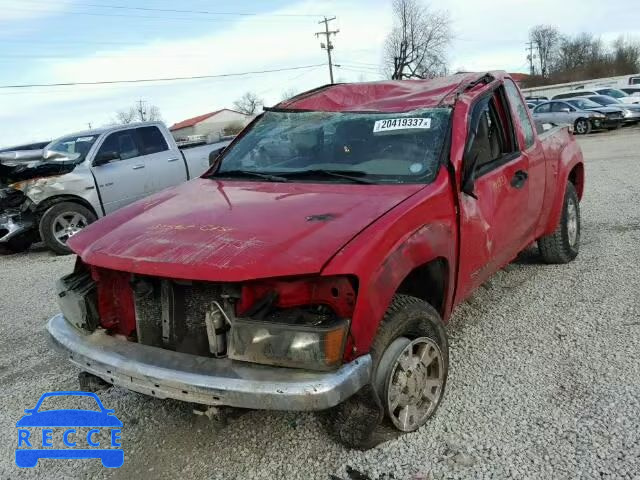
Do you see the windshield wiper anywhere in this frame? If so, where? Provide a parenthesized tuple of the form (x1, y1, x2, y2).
(277, 169, 377, 184)
(212, 170, 288, 182)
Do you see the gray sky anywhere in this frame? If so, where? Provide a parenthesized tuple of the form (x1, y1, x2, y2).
(0, 0, 638, 147)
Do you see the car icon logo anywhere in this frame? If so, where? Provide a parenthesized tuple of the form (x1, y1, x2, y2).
(15, 391, 123, 468)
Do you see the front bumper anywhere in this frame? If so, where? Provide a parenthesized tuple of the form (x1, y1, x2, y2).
(0, 210, 34, 244)
(47, 314, 372, 411)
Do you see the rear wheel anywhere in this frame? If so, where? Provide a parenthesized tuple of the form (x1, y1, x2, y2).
(39, 202, 96, 255)
(538, 182, 580, 264)
(574, 118, 591, 135)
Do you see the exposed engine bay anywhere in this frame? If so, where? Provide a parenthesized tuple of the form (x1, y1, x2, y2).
(56, 263, 356, 372)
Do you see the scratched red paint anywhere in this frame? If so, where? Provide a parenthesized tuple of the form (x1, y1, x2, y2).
(67, 71, 585, 362)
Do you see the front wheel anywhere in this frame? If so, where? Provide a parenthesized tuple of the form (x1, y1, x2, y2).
(39, 202, 97, 255)
(538, 182, 580, 264)
(327, 295, 448, 448)
(574, 118, 591, 135)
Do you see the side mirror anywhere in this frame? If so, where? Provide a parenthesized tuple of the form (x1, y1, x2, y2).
(560, 107, 571, 113)
(94, 151, 119, 166)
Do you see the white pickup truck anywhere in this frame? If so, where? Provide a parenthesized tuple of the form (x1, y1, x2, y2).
(0, 122, 230, 254)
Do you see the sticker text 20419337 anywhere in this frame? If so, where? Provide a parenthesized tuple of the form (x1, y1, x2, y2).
(373, 117, 432, 133)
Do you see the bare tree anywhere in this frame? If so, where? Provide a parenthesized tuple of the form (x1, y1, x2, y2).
(233, 92, 264, 115)
(114, 101, 162, 124)
(525, 31, 640, 87)
(529, 25, 560, 78)
(383, 0, 452, 80)
(280, 88, 299, 101)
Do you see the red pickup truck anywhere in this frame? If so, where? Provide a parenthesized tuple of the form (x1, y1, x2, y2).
(48, 72, 584, 448)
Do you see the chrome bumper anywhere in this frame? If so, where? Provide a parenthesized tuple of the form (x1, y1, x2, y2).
(47, 314, 371, 411)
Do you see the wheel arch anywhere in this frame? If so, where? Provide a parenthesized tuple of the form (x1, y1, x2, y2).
(344, 221, 457, 360)
(35, 195, 99, 219)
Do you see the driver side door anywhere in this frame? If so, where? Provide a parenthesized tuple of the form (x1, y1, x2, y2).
(456, 88, 532, 302)
(91, 129, 149, 214)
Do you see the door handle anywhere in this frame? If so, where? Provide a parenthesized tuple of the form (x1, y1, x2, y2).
(168, 157, 179, 162)
(510, 170, 528, 189)
(132, 164, 145, 170)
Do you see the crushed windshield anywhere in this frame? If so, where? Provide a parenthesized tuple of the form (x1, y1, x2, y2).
(215, 109, 451, 184)
(45, 134, 98, 162)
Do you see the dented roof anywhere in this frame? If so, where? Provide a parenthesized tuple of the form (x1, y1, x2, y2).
(275, 72, 504, 113)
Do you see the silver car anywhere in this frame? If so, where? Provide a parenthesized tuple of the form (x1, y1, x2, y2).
(532, 100, 623, 134)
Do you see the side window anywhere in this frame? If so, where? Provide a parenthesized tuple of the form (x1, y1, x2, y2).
(535, 103, 551, 113)
(551, 102, 570, 112)
(136, 126, 169, 155)
(504, 79, 535, 149)
(467, 90, 517, 172)
(97, 131, 140, 161)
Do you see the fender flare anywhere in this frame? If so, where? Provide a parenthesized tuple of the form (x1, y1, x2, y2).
(34, 195, 99, 219)
(344, 222, 456, 359)
(541, 158, 584, 238)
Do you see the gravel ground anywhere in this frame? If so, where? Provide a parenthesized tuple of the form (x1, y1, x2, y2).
(1, 127, 639, 480)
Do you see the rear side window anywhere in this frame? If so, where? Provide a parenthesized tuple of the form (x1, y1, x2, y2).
(551, 102, 571, 112)
(534, 103, 551, 113)
(137, 126, 169, 155)
(504, 79, 535, 149)
(98, 131, 140, 160)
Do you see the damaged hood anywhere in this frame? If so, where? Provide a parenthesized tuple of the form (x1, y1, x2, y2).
(68, 178, 423, 281)
(0, 158, 78, 186)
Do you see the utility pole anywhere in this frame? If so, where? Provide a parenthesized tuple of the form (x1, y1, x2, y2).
(316, 17, 339, 84)
(87, 122, 92, 130)
(137, 99, 148, 121)
(526, 41, 536, 76)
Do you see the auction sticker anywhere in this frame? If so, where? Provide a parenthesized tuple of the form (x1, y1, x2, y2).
(373, 118, 431, 133)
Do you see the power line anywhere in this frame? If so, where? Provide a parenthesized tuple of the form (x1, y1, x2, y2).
(3, 7, 302, 23)
(18, 1, 327, 18)
(0, 64, 326, 90)
(315, 16, 339, 84)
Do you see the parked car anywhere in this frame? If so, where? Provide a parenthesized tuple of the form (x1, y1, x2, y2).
(0, 122, 231, 254)
(47, 72, 584, 449)
(525, 96, 549, 106)
(593, 88, 640, 104)
(578, 95, 640, 124)
(620, 87, 640, 96)
(532, 100, 623, 134)
(552, 89, 640, 105)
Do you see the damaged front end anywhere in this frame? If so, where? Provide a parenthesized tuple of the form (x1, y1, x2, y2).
(48, 263, 371, 410)
(0, 188, 36, 252)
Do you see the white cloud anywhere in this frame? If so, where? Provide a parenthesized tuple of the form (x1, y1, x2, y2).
(0, 0, 391, 145)
(2, 0, 639, 146)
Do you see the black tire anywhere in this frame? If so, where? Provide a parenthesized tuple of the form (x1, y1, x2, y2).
(574, 118, 591, 135)
(538, 182, 580, 264)
(39, 202, 97, 255)
(326, 295, 448, 449)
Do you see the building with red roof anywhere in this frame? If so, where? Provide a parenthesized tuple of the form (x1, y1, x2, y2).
(169, 109, 252, 143)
